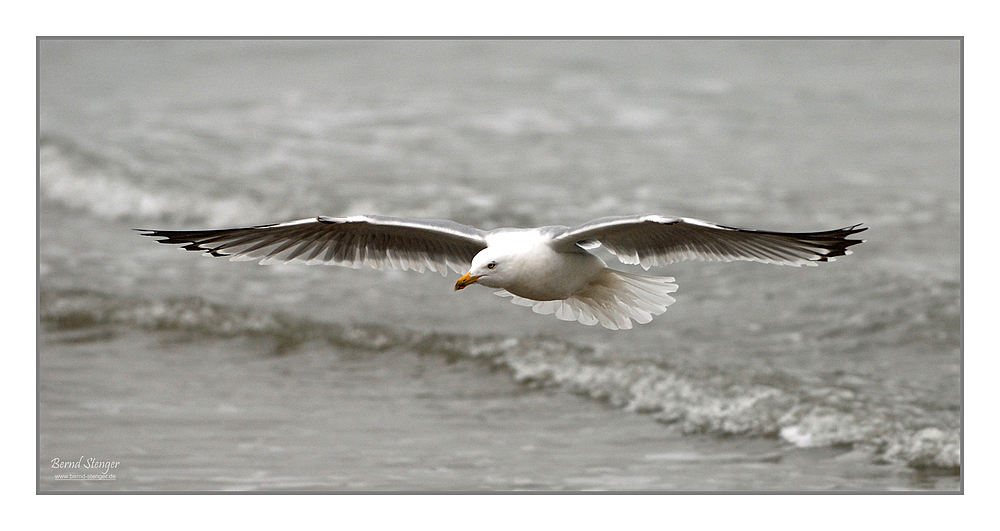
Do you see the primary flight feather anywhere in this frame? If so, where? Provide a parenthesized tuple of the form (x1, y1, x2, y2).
(138, 214, 866, 330)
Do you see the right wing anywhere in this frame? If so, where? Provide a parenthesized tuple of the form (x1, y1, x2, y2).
(137, 214, 489, 275)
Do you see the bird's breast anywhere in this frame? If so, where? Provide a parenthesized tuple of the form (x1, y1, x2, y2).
(506, 247, 605, 301)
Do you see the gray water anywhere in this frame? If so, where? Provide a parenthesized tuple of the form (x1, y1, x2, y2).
(38, 39, 961, 491)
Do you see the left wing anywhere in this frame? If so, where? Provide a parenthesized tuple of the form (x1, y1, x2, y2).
(550, 215, 867, 268)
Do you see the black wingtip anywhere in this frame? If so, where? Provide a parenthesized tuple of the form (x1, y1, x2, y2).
(135, 228, 218, 253)
(136, 228, 177, 242)
(813, 223, 867, 260)
(135, 228, 169, 240)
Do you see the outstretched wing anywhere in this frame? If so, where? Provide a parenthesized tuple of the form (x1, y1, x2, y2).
(550, 215, 867, 268)
(138, 215, 489, 275)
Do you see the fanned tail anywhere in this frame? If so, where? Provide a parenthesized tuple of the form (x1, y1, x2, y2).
(495, 269, 678, 330)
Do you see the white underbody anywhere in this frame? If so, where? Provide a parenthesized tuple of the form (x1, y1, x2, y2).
(472, 230, 678, 330)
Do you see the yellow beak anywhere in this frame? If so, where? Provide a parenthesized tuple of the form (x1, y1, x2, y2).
(454, 272, 482, 291)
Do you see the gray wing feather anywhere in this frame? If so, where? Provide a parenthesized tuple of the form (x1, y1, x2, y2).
(551, 215, 867, 268)
(137, 215, 488, 276)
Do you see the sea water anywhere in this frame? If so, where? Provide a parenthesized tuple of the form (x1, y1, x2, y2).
(38, 39, 960, 491)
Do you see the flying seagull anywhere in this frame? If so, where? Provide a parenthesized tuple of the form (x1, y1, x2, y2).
(138, 214, 866, 330)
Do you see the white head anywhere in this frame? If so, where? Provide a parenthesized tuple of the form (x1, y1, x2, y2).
(454, 246, 519, 291)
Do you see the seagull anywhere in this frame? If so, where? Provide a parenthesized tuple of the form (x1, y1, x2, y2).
(138, 214, 866, 330)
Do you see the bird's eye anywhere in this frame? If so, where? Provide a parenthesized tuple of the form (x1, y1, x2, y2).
(487, 262, 497, 270)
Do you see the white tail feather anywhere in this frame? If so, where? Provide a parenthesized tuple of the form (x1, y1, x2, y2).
(494, 269, 677, 330)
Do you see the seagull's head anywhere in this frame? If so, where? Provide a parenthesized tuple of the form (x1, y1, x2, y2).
(455, 248, 516, 291)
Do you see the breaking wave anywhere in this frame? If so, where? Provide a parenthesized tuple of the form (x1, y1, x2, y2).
(39, 287, 961, 473)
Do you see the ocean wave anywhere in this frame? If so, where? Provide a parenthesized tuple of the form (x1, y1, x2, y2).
(39, 288, 404, 355)
(37, 133, 546, 231)
(417, 333, 959, 472)
(39, 287, 960, 472)
(39, 135, 292, 227)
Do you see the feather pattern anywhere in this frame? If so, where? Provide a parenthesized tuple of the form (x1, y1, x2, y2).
(137, 215, 488, 276)
(550, 215, 867, 269)
(494, 269, 678, 330)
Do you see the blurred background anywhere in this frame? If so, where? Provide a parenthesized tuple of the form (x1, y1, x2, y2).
(38, 39, 960, 491)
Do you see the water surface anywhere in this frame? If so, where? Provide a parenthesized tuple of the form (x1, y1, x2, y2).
(38, 39, 961, 491)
